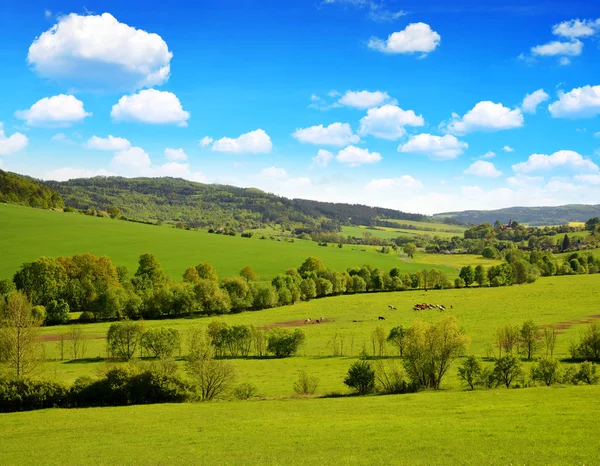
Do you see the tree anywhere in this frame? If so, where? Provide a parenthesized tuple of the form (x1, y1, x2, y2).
(239, 266, 258, 282)
(403, 316, 470, 389)
(457, 355, 482, 390)
(520, 320, 540, 359)
(371, 326, 386, 357)
(195, 263, 218, 281)
(298, 257, 326, 277)
(561, 234, 571, 252)
(194, 279, 231, 314)
(544, 324, 558, 358)
(134, 253, 166, 291)
(68, 325, 87, 360)
(474, 265, 487, 287)
(13, 257, 66, 306)
(573, 361, 600, 385)
(344, 360, 375, 395)
(403, 243, 416, 259)
(531, 357, 561, 386)
(107, 205, 121, 219)
(570, 322, 600, 361)
(106, 321, 145, 360)
(387, 326, 407, 356)
(45, 299, 70, 325)
(249, 283, 278, 310)
(267, 329, 305, 357)
(220, 277, 252, 312)
(459, 266, 475, 287)
(299, 278, 317, 300)
(482, 246, 499, 259)
(186, 328, 236, 401)
(0, 292, 44, 376)
(585, 217, 600, 232)
(494, 325, 520, 357)
(141, 327, 181, 359)
(493, 356, 522, 388)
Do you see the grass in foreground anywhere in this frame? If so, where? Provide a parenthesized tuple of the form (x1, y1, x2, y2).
(0, 386, 598, 465)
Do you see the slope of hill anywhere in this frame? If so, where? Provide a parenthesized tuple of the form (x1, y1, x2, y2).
(44, 175, 435, 229)
(436, 204, 600, 226)
(0, 170, 64, 209)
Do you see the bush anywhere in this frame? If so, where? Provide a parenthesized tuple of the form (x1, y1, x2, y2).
(267, 329, 305, 357)
(374, 359, 416, 394)
(293, 371, 319, 395)
(531, 357, 562, 386)
(46, 299, 70, 325)
(457, 355, 482, 390)
(492, 356, 523, 388)
(106, 321, 145, 360)
(233, 382, 258, 400)
(0, 377, 69, 412)
(344, 360, 375, 395)
(573, 361, 600, 385)
(569, 322, 600, 361)
(79, 311, 95, 322)
(141, 327, 181, 359)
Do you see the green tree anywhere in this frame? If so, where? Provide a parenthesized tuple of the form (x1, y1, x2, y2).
(13, 257, 66, 306)
(141, 327, 181, 359)
(403, 243, 417, 259)
(561, 234, 571, 252)
(493, 356, 522, 388)
(239, 266, 258, 282)
(267, 329, 305, 357)
(45, 299, 70, 325)
(298, 257, 326, 277)
(107, 205, 122, 219)
(482, 246, 499, 259)
(457, 355, 482, 390)
(459, 266, 475, 287)
(106, 321, 145, 360)
(387, 326, 407, 356)
(531, 357, 562, 386)
(570, 322, 600, 361)
(520, 320, 540, 359)
(0, 292, 44, 376)
(195, 263, 218, 281)
(134, 253, 166, 290)
(474, 265, 487, 286)
(194, 279, 231, 314)
(300, 278, 317, 300)
(220, 277, 252, 312)
(344, 360, 375, 395)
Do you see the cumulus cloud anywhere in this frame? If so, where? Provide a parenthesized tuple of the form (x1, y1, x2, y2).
(398, 133, 468, 159)
(211, 129, 272, 154)
(548, 85, 600, 118)
(503, 145, 515, 152)
(575, 174, 600, 185)
(506, 174, 544, 188)
(28, 13, 172, 91)
(444, 101, 524, 135)
(292, 122, 359, 146)
(259, 166, 287, 179)
(85, 135, 131, 151)
(521, 89, 549, 114)
(164, 148, 187, 161)
(358, 104, 424, 140)
(338, 90, 393, 109)
(0, 122, 28, 155)
(365, 175, 423, 190)
(512, 150, 599, 173)
(368, 22, 441, 55)
(15, 94, 91, 127)
(336, 145, 382, 166)
(480, 151, 496, 160)
(464, 160, 502, 177)
(531, 40, 583, 57)
(199, 136, 214, 147)
(311, 149, 334, 168)
(111, 89, 190, 126)
(111, 147, 151, 170)
(552, 19, 600, 39)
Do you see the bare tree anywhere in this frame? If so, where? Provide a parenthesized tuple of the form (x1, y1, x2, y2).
(544, 325, 558, 358)
(0, 292, 45, 377)
(56, 333, 66, 361)
(371, 326, 386, 357)
(495, 325, 520, 358)
(69, 325, 87, 360)
(328, 332, 345, 357)
(252, 327, 267, 357)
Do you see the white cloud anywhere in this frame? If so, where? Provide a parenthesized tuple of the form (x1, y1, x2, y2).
(292, 122, 359, 146)
(552, 19, 600, 39)
(43, 167, 114, 181)
(521, 89, 549, 114)
(480, 151, 496, 159)
(199, 136, 214, 147)
(259, 166, 287, 179)
(358, 104, 424, 140)
(85, 135, 131, 151)
(464, 160, 502, 177)
(548, 85, 600, 119)
(503, 145, 515, 152)
(338, 90, 393, 109)
(0, 123, 28, 155)
(28, 13, 172, 91)
(512, 150, 599, 173)
(366, 175, 423, 190)
(506, 174, 544, 188)
(211, 129, 272, 154)
(336, 145, 382, 166)
(111, 89, 190, 126)
(15, 94, 91, 127)
(575, 174, 600, 185)
(311, 149, 334, 168)
(445, 101, 524, 135)
(531, 40, 582, 57)
(112, 147, 152, 170)
(368, 22, 441, 55)
(164, 148, 187, 161)
(398, 133, 468, 159)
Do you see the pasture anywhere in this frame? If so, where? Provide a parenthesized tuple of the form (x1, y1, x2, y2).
(0, 203, 460, 281)
(36, 274, 600, 396)
(1, 386, 599, 464)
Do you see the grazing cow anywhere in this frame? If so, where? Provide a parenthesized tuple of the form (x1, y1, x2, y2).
(378, 316, 385, 321)
(388, 305, 393, 310)
(315, 320, 320, 324)
(451, 305, 453, 309)
(391, 306, 397, 310)
(304, 318, 311, 324)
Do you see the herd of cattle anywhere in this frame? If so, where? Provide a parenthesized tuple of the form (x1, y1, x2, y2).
(413, 303, 450, 311)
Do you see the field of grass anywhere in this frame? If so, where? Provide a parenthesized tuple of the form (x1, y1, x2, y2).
(409, 252, 504, 269)
(1, 386, 599, 465)
(342, 224, 464, 241)
(34, 274, 600, 396)
(0, 204, 458, 281)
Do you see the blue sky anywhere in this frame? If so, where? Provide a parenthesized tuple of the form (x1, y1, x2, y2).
(1, 0, 600, 214)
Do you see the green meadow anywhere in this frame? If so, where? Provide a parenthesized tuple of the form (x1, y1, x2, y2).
(1, 386, 599, 465)
(0, 203, 460, 280)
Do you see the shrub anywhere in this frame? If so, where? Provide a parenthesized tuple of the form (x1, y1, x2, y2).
(106, 321, 145, 360)
(344, 360, 375, 395)
(531, 357, 562, 386)
(293, 371, 319, 395)
(141, 327, 181, 359)
(569, 322, 600, 361)
(79, 311, 95, 322)
(457, 355, 482, 390)
(267, 329, 305, 357)
(374, 359, 416, 394)
(573, 361, 600, 385)
(233, 382, 258, 400)
(46, 299, 70, 325)
(492, 356, 523, 388)
(0, 377, 69, 412)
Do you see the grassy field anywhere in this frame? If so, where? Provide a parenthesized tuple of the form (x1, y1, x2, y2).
(34, 274, 600, 396)
(342, 224, 464, 241)
(0, 204, 459, 280)
(409, 252, 504, 269)
(1, 386, 599, 465)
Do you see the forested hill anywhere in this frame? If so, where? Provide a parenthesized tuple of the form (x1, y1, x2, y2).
(44, 176, 436, 230)
(0, 170, 64, 209)
(437, 205, 600, 226)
